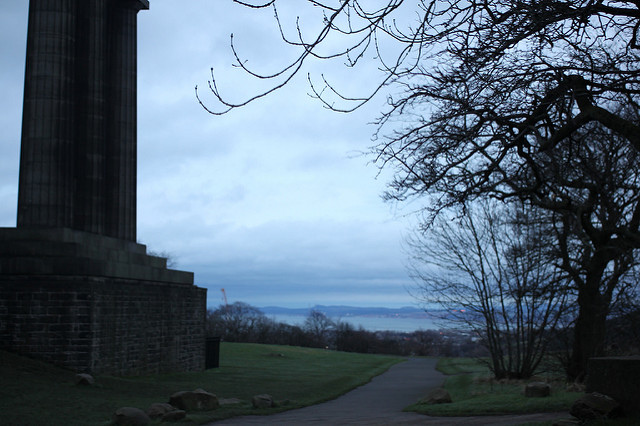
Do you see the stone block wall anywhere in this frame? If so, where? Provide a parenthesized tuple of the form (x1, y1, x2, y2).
(587, 357, 640, 416)
(0, 275, 207, 375)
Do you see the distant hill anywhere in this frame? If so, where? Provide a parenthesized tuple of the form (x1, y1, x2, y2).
(258, 305, 434, 318)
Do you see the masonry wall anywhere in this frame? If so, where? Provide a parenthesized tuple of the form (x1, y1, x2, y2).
(0, 275, 206, 375)
(587, 357, 640, 416)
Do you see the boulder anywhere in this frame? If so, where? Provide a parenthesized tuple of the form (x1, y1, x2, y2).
(146, 402, 186, 421)
(525, 382, 551, 397)
(419, 387, 452, 404)
(566, 382, 586, 393)
(219, 398, 243, 406)
(75, 373, 95, 386)
(570, 392, 622, 421)
(147, 403, 174, 419)
(169, 389, 219, 411)
(252, 394, 274, 409)
(112, 407, 150, 426)
(161, 409, 186, 422)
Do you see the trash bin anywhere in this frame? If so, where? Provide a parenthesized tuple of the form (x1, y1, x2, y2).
(205, 336, 221, 369)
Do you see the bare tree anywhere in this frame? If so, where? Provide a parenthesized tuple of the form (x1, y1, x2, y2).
(541, 121, 640, 379)
(202, 0, 640, 380)
(207, 302, 268, 342)
(605, 281, 640, 355)
(200, 1, 640, 124)
(409, 200, 568, 379)
(304, 309, 335, 347)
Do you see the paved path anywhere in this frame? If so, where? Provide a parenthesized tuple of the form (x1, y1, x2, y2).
(209, 358, 566, 425)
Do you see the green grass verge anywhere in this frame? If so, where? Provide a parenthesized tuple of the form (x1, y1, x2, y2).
(582, 420, 640, 426)
(521, 420, 640, 426)
(435, 357, 488, 375)
(1, 343, 402, 425)
(406, 357, 581, 417)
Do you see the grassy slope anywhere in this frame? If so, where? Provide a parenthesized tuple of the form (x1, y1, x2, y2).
(0, 343, 402, 425)
(406, 357, 580, 416)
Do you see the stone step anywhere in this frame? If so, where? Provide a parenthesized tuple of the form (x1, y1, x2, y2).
(0, 228, 193, 284)
(0, 227, 147, 254)
(0, 256, 193, 284)
(0, 240, 166, 269)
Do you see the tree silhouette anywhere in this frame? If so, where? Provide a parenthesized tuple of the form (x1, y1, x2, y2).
(203, 0, 640, 380)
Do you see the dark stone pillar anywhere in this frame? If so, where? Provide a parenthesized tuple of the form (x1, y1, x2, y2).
(75, 0, 108, 235)
(106, 0, 147, 241)
(587, 357, 640, 416)
(17, 0, 149, 241)
(18, 0, 78, 230)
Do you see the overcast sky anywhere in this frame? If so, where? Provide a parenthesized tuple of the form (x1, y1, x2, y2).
(0, 1, 418, 309)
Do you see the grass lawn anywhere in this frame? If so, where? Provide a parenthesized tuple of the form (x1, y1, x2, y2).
(406, 357, 581, 417)
(521, 420, 640, 426)
(0, 343, 402, 425)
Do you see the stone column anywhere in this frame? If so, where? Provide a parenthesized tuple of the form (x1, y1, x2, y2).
(18, 0, 78, 229)
(105, 0, 149, 241)
(17, 0, 149, 241)
(75, 0, 109, 235)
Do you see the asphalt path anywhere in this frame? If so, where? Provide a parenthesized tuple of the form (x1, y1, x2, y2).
(209, 358, 567, 425)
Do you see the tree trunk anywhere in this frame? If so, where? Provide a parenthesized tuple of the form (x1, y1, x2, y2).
(567, 285, 608, 381)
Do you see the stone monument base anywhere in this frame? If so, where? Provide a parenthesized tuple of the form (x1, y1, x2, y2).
(0, 228, 207, 375)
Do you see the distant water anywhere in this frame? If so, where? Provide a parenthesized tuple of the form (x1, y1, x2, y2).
(269, 314, 440, 333)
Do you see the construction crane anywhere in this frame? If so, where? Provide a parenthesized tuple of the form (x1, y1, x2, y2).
(221, 288, 228, 308)
(220, 288, 230, 316)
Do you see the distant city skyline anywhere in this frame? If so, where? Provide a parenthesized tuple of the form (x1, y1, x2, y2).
(0, 1, 418, 309)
